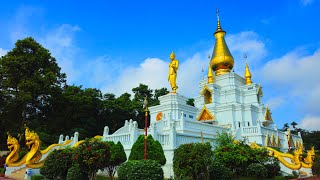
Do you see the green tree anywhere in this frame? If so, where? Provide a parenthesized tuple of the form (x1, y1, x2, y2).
(0, 37, 66, 146)
(40, 148, 74, 180)
(281, 123, 290, 131)
(129, 135, 166, 166)
(291, 121, 298, 129)
(105, 141, 127, 180)
(173, 142, 213, 179)
(312, 153, 320, 175)
(73, 139, 110, 180)
(213, 132, 269, 176)
(186, 98, 195, 106)
(154, 87, 169, 105)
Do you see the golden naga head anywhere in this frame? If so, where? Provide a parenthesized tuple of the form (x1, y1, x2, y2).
(170, 51, 175, 60)
(308, 146, 315, 162)
(294, 145, 303, 162)
(7, 132, 19, 151)
(25, 125, 40, 149)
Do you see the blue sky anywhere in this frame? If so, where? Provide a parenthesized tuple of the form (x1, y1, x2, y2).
(0, 0, 320, 130)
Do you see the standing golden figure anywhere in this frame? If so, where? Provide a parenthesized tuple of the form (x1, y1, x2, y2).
(168, 51, 179, 93)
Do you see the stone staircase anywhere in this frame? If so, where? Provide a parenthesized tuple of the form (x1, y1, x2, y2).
(7, 167, 26, 180)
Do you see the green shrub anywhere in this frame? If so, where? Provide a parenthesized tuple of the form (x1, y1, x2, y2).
(312, 154, 320, 175)
(40, 148, 74, 180)
(173, 142, 213, 179)
(129, 135, 166, 166)
(73, 139, 110, 180)
(208, 161, 233, 180)
(264, 158, 281, 178)
(274, 176, 285, 180)
(105, 141, 127, 180)
(0, 168, 5, 174)
(247, 163, 267, 178)
(66, 164, 87, 180)
(31, 175, 45, 180)
(118, 160, 163, 180)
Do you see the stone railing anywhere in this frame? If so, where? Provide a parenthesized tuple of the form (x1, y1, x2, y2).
(184, 121, 228, 134)
(104, 133, 132, 145)
(157, 134, 170, 146)
(242, 126, 259, 135)
(176, 133, 215, 147)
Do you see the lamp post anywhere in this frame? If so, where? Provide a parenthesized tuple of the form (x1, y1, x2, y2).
(143, 97, 148, 160)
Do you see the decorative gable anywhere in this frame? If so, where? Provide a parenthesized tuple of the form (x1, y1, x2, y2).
(200, 85, 212, 104)
(197, 106, 214, 121)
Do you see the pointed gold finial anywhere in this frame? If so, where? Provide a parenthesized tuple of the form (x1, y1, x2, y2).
(244, 54, 252, 85)
(216, 8, 222, 31)
(210, 9, 234, 76)
(207, 54, 214, 83)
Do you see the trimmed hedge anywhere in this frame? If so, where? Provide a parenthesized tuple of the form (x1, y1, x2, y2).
(129, 135, 166, 166)
(118, 160, 163, 180)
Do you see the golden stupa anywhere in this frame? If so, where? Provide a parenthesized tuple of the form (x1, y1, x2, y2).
(210, 10, 234, 76)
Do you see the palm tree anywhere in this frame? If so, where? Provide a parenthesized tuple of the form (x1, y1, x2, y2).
(291, 121, 298, 130)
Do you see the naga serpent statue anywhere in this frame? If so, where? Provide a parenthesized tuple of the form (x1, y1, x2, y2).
(302, 146, 315, 168)
(24, 126, 43, 168)
(5, 132, 22, 166)
(6, 126, 72, 168)
(250, 142, 304, 170)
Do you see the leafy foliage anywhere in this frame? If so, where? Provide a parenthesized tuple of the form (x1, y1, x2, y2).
(66, 164, 87, 180)
(72, 139, 110, 180)
(264, 158, 281, 178)
(208, 161, 233, 180)
(173, 142, 213, 179)
(129, 135, 166, 166)
(312, 153, 320, 175)
(118, 160, 163, 180)
(105, 141, 127, 180)
(186, 98, 195, 106)
(40, 148, 74, 180)
(213, 132, 269, 176)
(30, 175, 45, 180)
(247, 163, 268, 177)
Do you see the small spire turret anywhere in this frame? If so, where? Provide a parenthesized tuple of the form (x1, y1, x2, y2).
(245, 63, 252, 85)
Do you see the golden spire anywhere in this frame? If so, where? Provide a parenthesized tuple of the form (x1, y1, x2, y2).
(207, 55, 214, 83)
(210, 9, 234, 76)
(244, 54, 252, 85)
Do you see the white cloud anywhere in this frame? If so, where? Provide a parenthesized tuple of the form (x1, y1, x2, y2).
(0, 48, 7, 57)
(103, 58, 169, 96)
(259, 49, 320, 114)
(300, 0, 315, 6)
(39, 24, 81, 83)
(265, 97, 285, 110)
(227, 31, 267, 71)
(300, 116, 320, 131)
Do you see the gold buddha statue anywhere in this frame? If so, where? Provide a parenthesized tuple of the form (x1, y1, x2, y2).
(168, 51, 179, 93)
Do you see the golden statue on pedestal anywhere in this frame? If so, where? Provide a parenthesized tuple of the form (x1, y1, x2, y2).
(168, 51, 179, 93)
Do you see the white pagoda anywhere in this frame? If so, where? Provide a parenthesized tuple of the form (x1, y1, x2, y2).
(101, 15, 304, 177)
